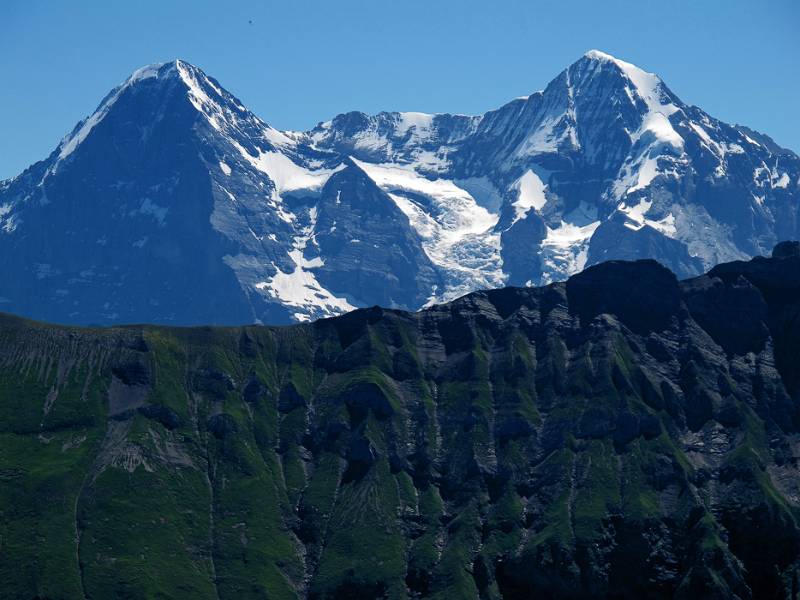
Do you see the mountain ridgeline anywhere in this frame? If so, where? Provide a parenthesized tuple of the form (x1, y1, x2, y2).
(1, 244, 800, 599)
(0, 52, 798, 325)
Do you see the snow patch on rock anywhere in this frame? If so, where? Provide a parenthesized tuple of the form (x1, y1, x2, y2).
(255, 207, 355, 321)
(512, 170, 548, 222)
(618, 199, 677, 237)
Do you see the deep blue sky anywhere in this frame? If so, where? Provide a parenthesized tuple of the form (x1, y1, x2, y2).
(1, 0, 798, 179)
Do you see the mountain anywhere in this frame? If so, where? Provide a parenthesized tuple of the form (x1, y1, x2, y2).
(1, 53, 798, 325)
(1, 243, 799, 598)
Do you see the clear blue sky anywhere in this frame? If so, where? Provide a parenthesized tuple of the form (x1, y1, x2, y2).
(1, 0, 798, 179)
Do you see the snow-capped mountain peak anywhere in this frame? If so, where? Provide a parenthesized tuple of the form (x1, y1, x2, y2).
(0, 52, 797, 326)
(582, 49, 683, 148)
(53, 60, 296, 176)
(55, 61, 171, 165)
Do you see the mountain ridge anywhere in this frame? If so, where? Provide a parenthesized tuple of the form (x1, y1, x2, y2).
(1, 51, 798, 326)
(1, 244, 799, 598)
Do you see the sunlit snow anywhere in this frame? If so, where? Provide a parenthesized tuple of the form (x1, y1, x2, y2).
(618, 199, 677, 237)
(540, 220, 601, 283)
(351, 158, 505, 302)
(255, 207, 355, 321)
(512, 169, 548, 222)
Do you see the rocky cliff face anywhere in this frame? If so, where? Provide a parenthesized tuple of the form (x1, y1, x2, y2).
(1, 53, 798, 325)
(1, 244, 799, 599)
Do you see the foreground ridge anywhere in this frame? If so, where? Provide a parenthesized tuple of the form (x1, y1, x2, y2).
(1, 244, 799, 598)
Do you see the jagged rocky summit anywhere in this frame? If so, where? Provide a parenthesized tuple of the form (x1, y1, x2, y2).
(0, 52, 798, 325)
(0, 244, 799, 598)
